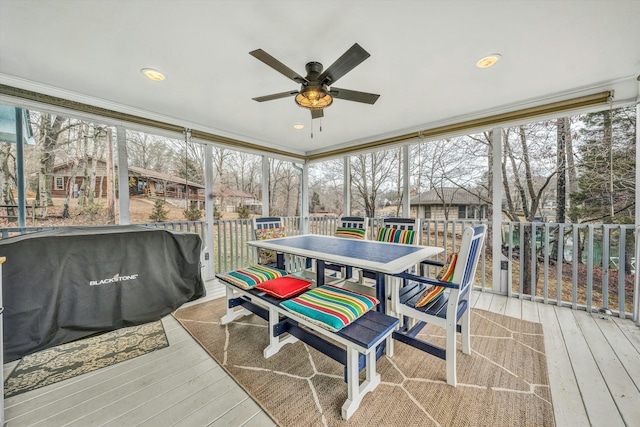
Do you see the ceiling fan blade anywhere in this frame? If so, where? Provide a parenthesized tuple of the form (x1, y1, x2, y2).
(318, 43, 370, 85)
(249, 49, 307, 84)
(329, 87, 380, 104)
(311, 109, 324, 119)
(252, 90, 299, 102)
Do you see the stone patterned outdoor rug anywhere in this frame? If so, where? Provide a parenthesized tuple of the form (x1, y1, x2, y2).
(3, 321, 168, 398)
(174, 298, 555, 426)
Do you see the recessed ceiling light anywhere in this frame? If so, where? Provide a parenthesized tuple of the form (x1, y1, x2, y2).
(293, 123, 304, 130)
(476, 54, 501, 69)
(141, 68, 166, 81)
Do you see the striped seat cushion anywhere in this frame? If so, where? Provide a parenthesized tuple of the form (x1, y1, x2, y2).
(217, 265, 288, 290)
(281, 285, 379, 332)
(415, 252, 457, 307)
(335, 227, 366, 240)
(377, 227, 416, 244)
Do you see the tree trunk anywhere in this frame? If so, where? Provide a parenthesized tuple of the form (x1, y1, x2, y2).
(0, 143, 17, 221)
(565, 118, 578, 223)
(552, 118, 568, 260)
(77, 123, 89, 209)
(36, 113, 67, 211)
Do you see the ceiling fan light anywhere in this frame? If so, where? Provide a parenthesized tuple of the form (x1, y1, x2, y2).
(141, 68, 166, 81)
(476, 54, 501, 69)
(295, 86, 333, 109)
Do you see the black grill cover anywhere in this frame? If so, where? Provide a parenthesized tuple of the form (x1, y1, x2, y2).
(0, 225, 205, 362)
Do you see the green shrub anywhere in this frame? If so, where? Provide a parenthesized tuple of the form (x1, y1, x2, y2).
(183, 202, 203, 221)
(81, 203, 102, 220)
(149, 200, 169, 222)
(236, 205, 251, 219)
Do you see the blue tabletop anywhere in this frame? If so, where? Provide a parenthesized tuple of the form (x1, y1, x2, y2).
(264, 234, 422, 264)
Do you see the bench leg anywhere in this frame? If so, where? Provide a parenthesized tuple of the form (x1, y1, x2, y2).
(341, 347, 380, 420)
(221, 287, 251, 324)
(264, 306, 298, 358)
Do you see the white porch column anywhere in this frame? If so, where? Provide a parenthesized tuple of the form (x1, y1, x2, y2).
(116, 125, 130, 224)
(203, 144, 215, 280)
(343, 156, 351, 216)
(402, 145, 410, 217)
(261, 155, 269, 216)
(492, 127, 506, 293)
(301, 161, 310, 234)
(634, 85, 640, 324)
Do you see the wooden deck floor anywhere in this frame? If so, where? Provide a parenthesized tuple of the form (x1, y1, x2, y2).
(4, 282, 640, 426)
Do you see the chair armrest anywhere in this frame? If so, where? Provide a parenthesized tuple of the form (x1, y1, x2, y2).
(394, 271, 461, 290)
(419, 259, 445, 267)
(419, 259, 445, 275)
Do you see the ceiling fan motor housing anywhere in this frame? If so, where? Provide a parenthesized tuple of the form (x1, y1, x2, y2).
(296, 62, 332, 109)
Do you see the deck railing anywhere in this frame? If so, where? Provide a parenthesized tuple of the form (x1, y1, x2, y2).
(2, 216, 638, 322)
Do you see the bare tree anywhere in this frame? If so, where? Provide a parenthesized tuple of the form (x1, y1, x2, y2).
(36, 113, 71, 211)
(350, 149, 399, 218)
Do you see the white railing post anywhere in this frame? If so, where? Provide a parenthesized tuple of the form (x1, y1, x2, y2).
(343, 156, 351, 216)
(301, 162, 309, 234)
(116, 125, 130, 224)
(203, 144, 215, 280)
(635, 225, 640, 324)
(492, 127, 506, 293)
(634, 93, 640, 324)
(402, 145, 410, 217)
(261, 155, 269, 217)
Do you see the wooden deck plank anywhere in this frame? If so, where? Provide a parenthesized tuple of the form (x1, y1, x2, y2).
(100, 364, 228, 426)
(554, 308, 625, 427)
(64, 358, 220, 426)
(598, 315, 640, 388)
(167, 386, 251, 427)
(537, 303, 590, 427)
(488, 292, 507, 315)
(5, 335, 195, 421)
(612, 315, 640, 353)
(206, 397, 265, 427)
(573, 311, 640, 427)
(9, 339, 208, 426)
(503, 296, 522, 319)
(473, 290, 493, 311)
(137, 376, 241, 426)
(520, 298, 540, 323)
(240, 411, 278, 427)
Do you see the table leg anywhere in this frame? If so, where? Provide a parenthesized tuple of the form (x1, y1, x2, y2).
(276, 252, 285, 270)
(316, 259, 325, 287)
(375, 272, 385, 313)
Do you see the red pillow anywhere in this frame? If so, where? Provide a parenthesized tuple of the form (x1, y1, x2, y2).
(256, 276, 312, 299)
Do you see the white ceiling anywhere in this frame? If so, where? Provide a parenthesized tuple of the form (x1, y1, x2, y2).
(1, 0, 639, 158)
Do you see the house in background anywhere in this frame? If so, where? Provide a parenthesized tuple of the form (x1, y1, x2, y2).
(411, 187, 489, 220)
(211, 187, 261, 214)
(49, 158, 205, 208)
(128, 165, 205, 208)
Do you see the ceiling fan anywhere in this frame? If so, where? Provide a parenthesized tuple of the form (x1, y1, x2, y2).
(250, 43, 380, 119)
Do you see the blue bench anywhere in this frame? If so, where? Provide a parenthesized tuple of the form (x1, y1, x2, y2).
(218, 277, 399, 420)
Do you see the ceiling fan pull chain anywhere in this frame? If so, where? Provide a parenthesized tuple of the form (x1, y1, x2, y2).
(311, 119, 314, 139)
(320, 118, 322, 132)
